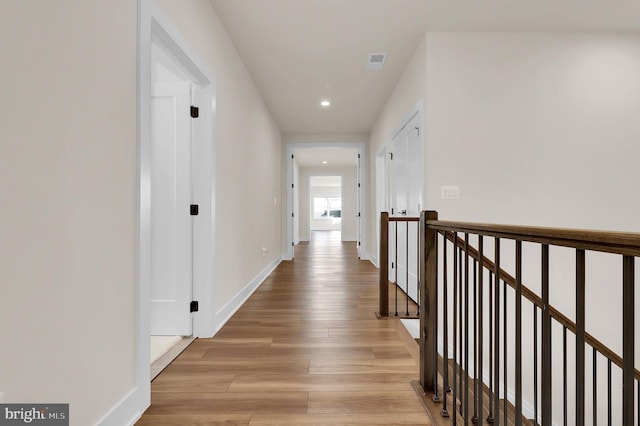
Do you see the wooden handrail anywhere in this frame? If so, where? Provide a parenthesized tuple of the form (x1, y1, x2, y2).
(440, 230, 640, 381)
(389, 216, 420, 222)
(427, 220, 640, 256)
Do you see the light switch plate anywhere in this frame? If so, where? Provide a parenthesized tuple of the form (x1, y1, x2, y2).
(441, 186, 460, 200)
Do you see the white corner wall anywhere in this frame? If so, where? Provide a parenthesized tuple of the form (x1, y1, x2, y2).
(424, 33, 640, 232)
(153, 0, 283, 323)
(0, 2, 138, 425)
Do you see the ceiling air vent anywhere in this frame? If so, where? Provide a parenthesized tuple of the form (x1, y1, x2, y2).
(366, 53, 387, 70)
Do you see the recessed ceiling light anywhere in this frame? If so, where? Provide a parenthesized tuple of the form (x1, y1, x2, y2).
(320, 100, 331, 107)
(322, 161, 328, 164)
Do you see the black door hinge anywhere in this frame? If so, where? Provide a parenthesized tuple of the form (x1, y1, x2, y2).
(357, 212, 361, 217)
(389, 152, 393, 160)
(190, 204, 199, 216)
(190, 301, 199, 313)
(190, 106, 199, 118)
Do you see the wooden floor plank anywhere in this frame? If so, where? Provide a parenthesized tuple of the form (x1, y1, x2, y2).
(249, 413, 431, 425)
(136, 231, 431, 425)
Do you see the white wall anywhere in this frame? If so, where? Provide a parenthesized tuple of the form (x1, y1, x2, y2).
(153, 0, 283, 319)
(0, 2, 137, 425)
(297, 167, 358, 241)
(424, 33, 640, 231)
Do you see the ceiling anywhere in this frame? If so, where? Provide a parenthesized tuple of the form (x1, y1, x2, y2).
(210, 0, 640, 136)
(293, 147, 358, 168)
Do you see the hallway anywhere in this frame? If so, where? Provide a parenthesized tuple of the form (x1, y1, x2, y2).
(137, 231, 431, 425)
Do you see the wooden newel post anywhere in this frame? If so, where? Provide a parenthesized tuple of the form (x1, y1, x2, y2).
(377, 212, 389, 317)
(420, 210, 438, 393)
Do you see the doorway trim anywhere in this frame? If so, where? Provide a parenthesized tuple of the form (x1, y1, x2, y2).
(286, 142, 367, 261)
(100, 2, 216, 424)
(373, 144, 388, 268)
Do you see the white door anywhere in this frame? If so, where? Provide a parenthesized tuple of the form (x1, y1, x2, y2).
(150, 82, 193, 335)
(390, 113, 422, 302)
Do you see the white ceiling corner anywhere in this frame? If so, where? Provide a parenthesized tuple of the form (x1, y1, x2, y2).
(210, 0, 640, 135)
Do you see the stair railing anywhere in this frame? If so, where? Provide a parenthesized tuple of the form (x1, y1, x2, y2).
(419, 210, 640, 425)
(378, 211, 421, 318)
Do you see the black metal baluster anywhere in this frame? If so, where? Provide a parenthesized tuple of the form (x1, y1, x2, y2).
(453, 233, 458, 425)
(442, 232, 450, 418)
(563, 326, 567, 426)
(432, 230, 439, 401)
(488, 269, 495, 424)
(477, 236, 484, 424)
(459, 246, 464, 416)
(636, 380, 640, 426)
(394, 222, 399, 316)
(533, 305, 538, 426)
(623, 256, 635, 425)
(465, 234, 470, 424)
(405, 220, 410, 316)
(593, 348, 597, 426)
(541, 244, 551, 426)
(503, 279, 507, 426)
(494, 238, 501, 426)
(472, 256, 478, 424)
(608, 359, 612, 426)
(576, 249, 585, 426)
(515, 240, 522, 426)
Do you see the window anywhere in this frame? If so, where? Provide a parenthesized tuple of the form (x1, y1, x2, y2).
(313, 197, 341, 219)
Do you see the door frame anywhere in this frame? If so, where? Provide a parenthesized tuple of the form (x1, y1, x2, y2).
(389, 101, 424, 216)
(286, 142, 367, 260)
(102, 2, 217, 424)
(374, 144, 388, 268)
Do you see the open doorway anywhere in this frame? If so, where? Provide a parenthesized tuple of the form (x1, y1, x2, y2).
(149, 37, 196, 378)
(140, 9, 217, 386)
(287, 144, 366, 259)
(310, 175, 343, 241)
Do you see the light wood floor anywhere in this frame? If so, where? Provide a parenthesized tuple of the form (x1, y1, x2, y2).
(137, 231, 431, 425)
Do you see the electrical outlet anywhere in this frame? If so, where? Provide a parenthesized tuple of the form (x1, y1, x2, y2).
(441, 186, 460, 200)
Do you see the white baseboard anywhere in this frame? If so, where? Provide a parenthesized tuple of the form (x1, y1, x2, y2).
(97, 385, 148, 426)
(99, 256, 282, 426)
(342, 234, 357, 241)
(213, 256, 282, 334)
(369, 255, 379, 268)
